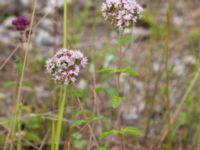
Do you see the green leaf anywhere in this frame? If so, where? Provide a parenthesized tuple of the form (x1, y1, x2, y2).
(25, 116, 43, 130)
(2, 81, 17, 89)
(74, 140, 87, 149)
(24, 132, 41, 143)
(117, 68, 139, 77)
(169, 64, 176, 77)
(99, 68, 139, 77)
(120, 127, 143, 137)
(2, 81, 32, 90)
(100, 129, 119, 139)
(97, 146, 109, 150)
(73, 90, 85, 98)
(72, 132, 87, 149)
(95, 86, 105, 94)
(17, 63, 23, 76)
(107, 88, 117, 98)
(72, 119, 86, 127)
(99, 68, 116, 74)
(111, 97, 127, 108)
(190, 28, 200, 42)
(0, 118, 12, 129)
(89, 115, 105, 123)
(72, 132, 82, 140)
(100, 127, 142, 139)
(72, 115, 105, 128)
(76, 110, 91, 116)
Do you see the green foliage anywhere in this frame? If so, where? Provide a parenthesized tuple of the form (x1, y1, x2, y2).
(97, 146, 109, 150)
(2, 81, 32, 90)
(106, 89, 127, 108)
(171, 112, 187, 139)
(107, 88, 117, 98)
(72, 132, 87, 149)
(99, 68, 139, 77)
(24, 132, 41, 143)
(23, 115, 43, 144)
(168, 64, 176, 77)
(72, 119, 86, 127)
(73, 90, 86, 98)
(17, 62, 23, 76)
(2, 81, 16, 89)
(95, 86, 106, 94)
(118, 68, 139, 77)
(111, 96, 127, 108)
(190, 28, 200, 44)
(72, 115, 106, 128)
(25, 115, 43, 130)
(0, 118, 12, 129)
(100, 127, 143, 139)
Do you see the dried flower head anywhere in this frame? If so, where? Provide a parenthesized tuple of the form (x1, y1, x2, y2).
(101, 0, 143, 30)
(46, 48, 88, 85)
(12, 16, 30, 31)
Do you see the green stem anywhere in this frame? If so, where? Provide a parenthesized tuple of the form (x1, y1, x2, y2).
(63, 0, 68, 48)
(51, 86, 63, 150)
(116, 30, 125, 150)
(55, 86, 67, 150)
(54, 0, 68, 149)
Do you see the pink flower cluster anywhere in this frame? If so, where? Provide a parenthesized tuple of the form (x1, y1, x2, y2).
(101, 0, 143, 30)
(46, 48, 88, 85)
(12, 16, 30, 31)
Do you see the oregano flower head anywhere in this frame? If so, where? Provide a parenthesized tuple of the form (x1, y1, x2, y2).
(46, 48, 88, 85)
(12, 16, 30, 31)
(101, 0, 143, 30)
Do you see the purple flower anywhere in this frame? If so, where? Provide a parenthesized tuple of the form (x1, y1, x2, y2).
(12, 16, 30, 31)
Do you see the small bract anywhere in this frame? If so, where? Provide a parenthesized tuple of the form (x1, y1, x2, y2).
(46, 48, 88, 85)
(101, 0, 143, 30)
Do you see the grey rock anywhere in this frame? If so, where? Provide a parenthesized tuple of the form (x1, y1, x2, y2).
(35, 29, 54, 48)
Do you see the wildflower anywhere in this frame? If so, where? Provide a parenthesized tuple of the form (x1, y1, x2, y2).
(101, 0, 143, 30)
(46, 48, 88, 85)
(12, 16, 30, 31)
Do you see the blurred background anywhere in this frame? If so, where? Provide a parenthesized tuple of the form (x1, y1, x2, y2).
(1, 0, 200, 149)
